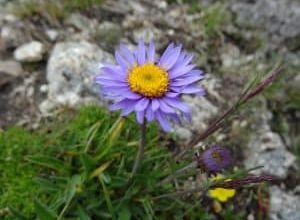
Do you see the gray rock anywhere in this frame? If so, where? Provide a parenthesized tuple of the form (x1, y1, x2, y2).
(231, 0, 300, 41)
(1, 25, 24, 48)
(64, 13, 98, 41)
(45, 29, 59, 42)
(14, 41, 45, 62)
(96, 21, 122, 46)
(132, 24, 163, 44)
(244, 108, 296, 179)
(270, 186, 300, 220)
(40, 41, 113, 113)
(0, 60, 23, 76)
(65, 13, 96, 33)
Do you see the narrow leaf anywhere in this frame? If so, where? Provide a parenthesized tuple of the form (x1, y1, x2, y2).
(34, 199, 56, 220)
(89, 161, 111, 179)
(27, 155, 66, 171)
(8, 206, 28, 220)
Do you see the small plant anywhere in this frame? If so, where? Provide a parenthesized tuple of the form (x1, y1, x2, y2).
(1, 40, 283, 219)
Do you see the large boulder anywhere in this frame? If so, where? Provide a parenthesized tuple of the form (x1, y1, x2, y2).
(270, 186, 300, 220)
(231, 0, 300, 41)
(40, 41, 113, 113)
(244, 107, 296, 179)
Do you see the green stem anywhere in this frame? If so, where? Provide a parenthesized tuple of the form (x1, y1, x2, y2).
(129, 121, 146, 181)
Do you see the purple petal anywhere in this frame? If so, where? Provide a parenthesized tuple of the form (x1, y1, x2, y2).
(145, 107, 154, 121)
(165, 92, 179, 98)
(136, 111, 145, 124)
(158, 43, 174, 64)
(151, 99, 160, 111)
(158, 99, 176, 113)
(122, 90, 142, 99)
(181, 86, 206, 95)
(182, 53, 193, 65)
(101, 86, 130, 96)
(169, 64, 196, 79)
(202, 145, 231, 172)
(169, 113, 181, 124)
(172, 75, 204, 86)
(182, 111, 192, 123)
(110, 99, 133, 111)
(115, 51, 128, 70)
(147, 41, 155, 63)
(135, 40, 146, 65)
(101, 66, 126, 77)
(162, 98, 190, 114)
(121, 105, 135, 116)
(119, 44, 136, 65)
(95, 74, 126, 82)
(175, 70, 204, 81)
(158, 45, 182, 70)
(96, 80, 127, 87)
(170, 52, 193, 72)
(101, 85, 129, 91)
(135, 98, 150, 111)
(156, 110, 171, 132)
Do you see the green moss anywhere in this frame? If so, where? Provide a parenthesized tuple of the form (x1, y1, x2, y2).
(12, 0, 104, 20)
(0, 128, 42, 219)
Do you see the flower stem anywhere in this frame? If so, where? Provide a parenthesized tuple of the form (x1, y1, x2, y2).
(152, 185, 209, 200)
(158, 161, 198, 185)
(175, 65, 284, 161)
(129, 121, 146, 182)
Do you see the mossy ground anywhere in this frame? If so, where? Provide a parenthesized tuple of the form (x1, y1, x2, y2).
(0, 106, 216, 219)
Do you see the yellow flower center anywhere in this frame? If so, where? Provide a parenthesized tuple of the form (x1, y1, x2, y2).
(212, 151, 223, 164)
(128, 63, 169, 98)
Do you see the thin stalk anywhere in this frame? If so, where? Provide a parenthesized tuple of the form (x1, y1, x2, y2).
(158, 161, 198, 185)
(152, 185, 209, 200)
(175, 65, 284, 161)
(128, 121, 146, 182)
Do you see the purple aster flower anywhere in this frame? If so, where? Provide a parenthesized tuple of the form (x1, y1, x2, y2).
(95, 40, 205, 131)
(201, 145, 231, 172)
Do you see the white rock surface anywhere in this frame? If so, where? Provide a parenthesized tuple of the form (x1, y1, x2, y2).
(66, 13, 96, 32)
(1, 25, 24, 48)
(270, 186, 300, 220)
(45, 29, 59, 42)
(40, 41, 113, 113)
(0, 60, 23, 76)
(244, 108, 296, 179)
(231, 0, 300, 40)
(14, 41, 45, 62)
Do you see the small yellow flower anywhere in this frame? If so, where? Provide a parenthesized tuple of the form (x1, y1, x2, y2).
(209, 174, 236, 202)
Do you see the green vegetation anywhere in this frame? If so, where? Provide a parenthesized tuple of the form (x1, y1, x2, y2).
(0, 105, 216, 219)
(12, 0, 104, 21)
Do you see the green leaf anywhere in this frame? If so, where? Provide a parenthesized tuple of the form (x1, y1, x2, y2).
(96, 117, 125, 160)
(8, 206, 29, 220)
(65, 175, 82, 203)
(118, 205, 131, 220)
(99, 175, 116, 220)
(57, 175, 83, 219)
(84, 121, 103, 153)
(77, 205, 92, 220)
(34, 177, 61, 192)
(80, 153, 97, 173)
(141, 198, 154, 220)
(34, 199, 57, 220)
(27, 155, 66, 171)
(89, 161, 111, 180)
